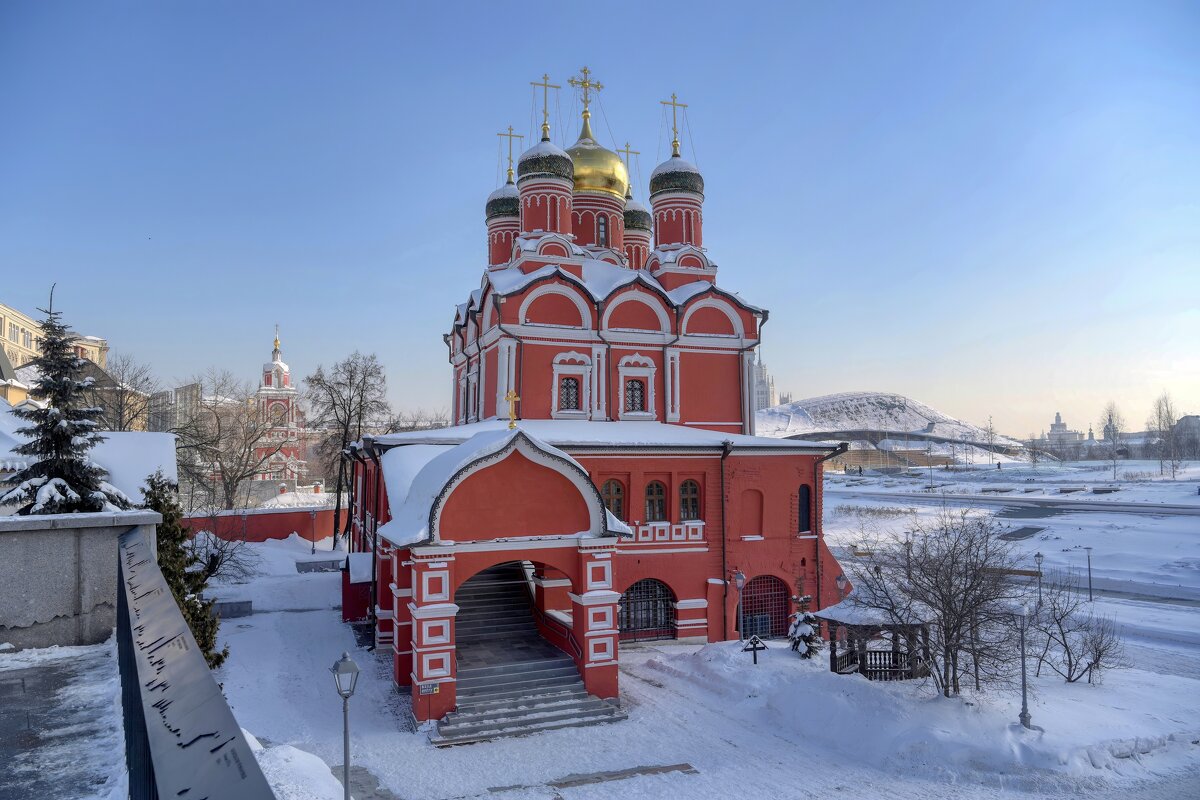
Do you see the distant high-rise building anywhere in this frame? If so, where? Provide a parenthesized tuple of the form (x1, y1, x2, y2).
(752, 350, 777, 412)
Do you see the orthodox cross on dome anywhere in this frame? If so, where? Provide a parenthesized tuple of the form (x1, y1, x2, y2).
(504, 389, 520, 430)
(273, 323, 281, 357)
(617, 142, 640, 197)
(660, 92, 688, 157)
(497, 125, 524, 183)
(568, 66, 603, 115)
(530, 73, 560, 141)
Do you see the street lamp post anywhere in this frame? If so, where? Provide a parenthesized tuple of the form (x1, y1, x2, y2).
(330, 652, 360, 800)
(1018, 605, 1031, 729)
(1084, 546, 1094, 602)
(733, 570, 746, 641)
(835, 573, 848, 602)
(1034, 552, 1044, 606)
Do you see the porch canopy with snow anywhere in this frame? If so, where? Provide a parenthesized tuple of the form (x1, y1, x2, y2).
(817, 593, 931, 682)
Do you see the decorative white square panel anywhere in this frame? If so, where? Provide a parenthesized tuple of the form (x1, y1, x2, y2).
(422, 570, 450, 602)
(588, 636, 614, 662)
(587, 561, 612, 590)
(588, 606, 613, 630)
(421, 652, 451, 678)
(422, 620, 450, 645)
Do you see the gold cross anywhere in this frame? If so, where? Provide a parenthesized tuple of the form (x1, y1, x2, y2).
(568, 66, 603, 114)
(504, 389, 521, 430)
(530, 73, 560, 141)
(616, 142, 639, 170)
(496, 125, 524, 183)
(660, 92, 688, 157)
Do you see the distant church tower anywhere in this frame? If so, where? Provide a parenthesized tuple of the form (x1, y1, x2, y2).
(253, 327, 308, 481)
(752, 350, 777, 412)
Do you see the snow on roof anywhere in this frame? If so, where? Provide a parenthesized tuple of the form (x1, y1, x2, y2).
(623, 198, 648, 212)
(376, 428, 598, 548)
(651, 155, 700, 178)
(373, 418, 838, 452)
(0, 400, 176, 498)
(345, 552, 373, 584)
(518, 139, 569, 162)
(487, 182, 519, 202)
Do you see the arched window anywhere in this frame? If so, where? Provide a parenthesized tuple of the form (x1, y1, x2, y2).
(625, 379, 646, 412)
(644, 480, 667, 522)
(619, 578, 676, 642)
(601, 479, 625, 520)
(799, 484, 812, 533)
(739, 575, 790, 638)
(679, 479, 701, 520)
(558, 376, 580, 410)
(597, 214, 608, 246)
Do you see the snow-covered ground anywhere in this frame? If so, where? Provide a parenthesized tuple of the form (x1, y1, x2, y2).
(215, 534, 1200, 799)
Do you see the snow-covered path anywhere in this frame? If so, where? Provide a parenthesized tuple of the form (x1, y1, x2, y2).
(215, 536, 1200, 800)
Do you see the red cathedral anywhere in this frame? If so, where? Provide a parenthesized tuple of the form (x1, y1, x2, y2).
(345, 70, 846, 737)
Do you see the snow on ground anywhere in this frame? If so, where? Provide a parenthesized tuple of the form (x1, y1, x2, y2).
(205, 533, 343, 612)
(259, 490, 338, 509)
(0, 638, 127, 800)
(216, 532, 1200, 799)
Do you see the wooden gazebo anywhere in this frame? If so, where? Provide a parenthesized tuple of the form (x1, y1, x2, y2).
(816, 596, 931, 682)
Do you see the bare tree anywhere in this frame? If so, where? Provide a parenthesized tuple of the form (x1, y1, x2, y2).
(384, 408, 451, 433)
(1150, 392, 1179, 479)
(1027, 434, 1041, 471)
(303, 353, 393, 548)
(848, 507, 1027, 697)
(1032, 570, 1125, 683)
(173, 368, 288, 510)
(85, 352, 160, 431)
(984, 416, 996, 465)
(1099, 401, 1125, 480)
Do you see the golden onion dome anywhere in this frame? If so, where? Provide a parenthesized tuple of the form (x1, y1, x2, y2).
(565, 113, 629, 199)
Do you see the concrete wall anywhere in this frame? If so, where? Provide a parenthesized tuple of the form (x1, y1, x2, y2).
(0, 510, 161, 650)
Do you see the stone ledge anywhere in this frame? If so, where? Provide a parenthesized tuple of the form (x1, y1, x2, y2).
(0, 510, 162, 532)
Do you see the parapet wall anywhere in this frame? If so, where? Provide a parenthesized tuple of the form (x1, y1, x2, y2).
(0, 510, 162, 650)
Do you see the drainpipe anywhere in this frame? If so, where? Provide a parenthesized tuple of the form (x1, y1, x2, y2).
(737, 310, 768, 435)
(813, 442, 849, 610)
(720, 440, 733, 638)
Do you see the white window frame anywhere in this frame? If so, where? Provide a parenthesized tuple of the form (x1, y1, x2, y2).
(617, 354, 656, 421)
(551, 351, 592, 420)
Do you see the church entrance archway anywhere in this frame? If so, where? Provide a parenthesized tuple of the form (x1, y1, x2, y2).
(739, 575, 790, 638)
(618, 579, 676, 642)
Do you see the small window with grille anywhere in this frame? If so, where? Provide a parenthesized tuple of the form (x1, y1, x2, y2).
(625, 379, 646, 412)
(645, 480, 667, 522)
(598, 215, 608, 246)
(601, 479, 625, 520)
(680, 479, 701, 520)
(559, 376, 581, 410)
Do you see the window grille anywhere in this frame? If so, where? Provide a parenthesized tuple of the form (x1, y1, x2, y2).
(680, 480, 701, 520)
(738, 575, 790, 638)
(597, 215, 608, 246)
(619, 579, 676, 642)
(601, 479, 625, 520)
(559, 376, 581, 410)
(644, 480, 667, 522)
(625, 379, 646, 412)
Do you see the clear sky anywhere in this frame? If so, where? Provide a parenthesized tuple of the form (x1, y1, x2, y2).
(1, 1, 1197, 438)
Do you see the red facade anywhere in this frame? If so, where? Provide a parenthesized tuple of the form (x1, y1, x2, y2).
(345, 87, 845, 723)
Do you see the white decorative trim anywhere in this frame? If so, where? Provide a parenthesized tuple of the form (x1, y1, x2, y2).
(518, 283, 591, 329)
(588, 636, 615, 662)
(586, 560, 613, 590)
(601, 290, 671, 333)
(551, 350, 592, 420)
(569, 589, 621, 606)
(531, 575, 573, 588)
(421, 570, 450, 602)
(421, 619, 450, 645)
(681, 297, 745, 338)
(420, 652, 452, 679)
(407, 602, 460, 620)
(675, 618, 709, 627)
(432, 434, 606, 542)
(588, 605, 614, 630)
(665, 347, 681, 422)
(617, 353, 657, 421)
(674, 599, 709, 610)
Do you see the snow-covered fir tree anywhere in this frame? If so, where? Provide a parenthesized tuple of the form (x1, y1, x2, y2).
(0, 293, 131, 514)
(788, 595, 822, 659)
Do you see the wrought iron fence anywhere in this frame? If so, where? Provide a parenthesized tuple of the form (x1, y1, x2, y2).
(117, 526, 276, 800)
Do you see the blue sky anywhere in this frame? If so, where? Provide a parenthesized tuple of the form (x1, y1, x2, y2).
(1, 1, 1197, 437)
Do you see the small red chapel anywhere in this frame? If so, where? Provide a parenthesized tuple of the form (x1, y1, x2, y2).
(345, 69, 847, 737)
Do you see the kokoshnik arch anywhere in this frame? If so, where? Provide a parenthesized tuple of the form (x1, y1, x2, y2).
(344, 69, 848, 724)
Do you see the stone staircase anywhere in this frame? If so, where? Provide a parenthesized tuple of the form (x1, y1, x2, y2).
(431, 563, 624, 746)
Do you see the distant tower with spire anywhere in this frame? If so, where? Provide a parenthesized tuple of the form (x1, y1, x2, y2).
(254, 326, 308, 482)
